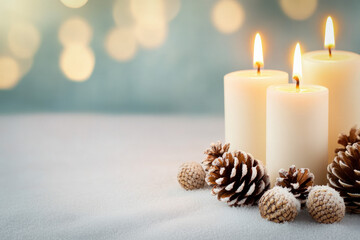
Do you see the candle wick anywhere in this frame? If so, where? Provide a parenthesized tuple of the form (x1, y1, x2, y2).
(256, 63, 261, 74)
(328, 47, 332, 57)
(293, 76, 300, 92)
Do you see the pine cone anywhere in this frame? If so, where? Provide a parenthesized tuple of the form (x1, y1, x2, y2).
(275, 165, 314, 207)
(202, 141, 230, 172)
(205, 151, 270, 206)
(327, 143, 360, 213)
(335, 126, 360, 153)
(259, 186, 300, 223)
(307, 186, 345, 224)
(177, 162, 206, 190)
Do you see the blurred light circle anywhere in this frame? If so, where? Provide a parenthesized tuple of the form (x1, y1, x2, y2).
(8, 22, 41, 59)
(164, 0, 181, 21)
(0, 1, 45, 27)
(130, 0, 166, 26)
(0, 56, 20, 89)
(105, 27, 137, 61)
(134, 22, 167, 49)
(280, 0, 318, 21)
(60, 44, 95, 82)
(113, 0, 134, 27)
(212, 0, 245, 34)
(59, 17, 92, 46)
(60, 0, 88, 8)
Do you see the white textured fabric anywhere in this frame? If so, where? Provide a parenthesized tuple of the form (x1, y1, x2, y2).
(0, 114, 359, 240)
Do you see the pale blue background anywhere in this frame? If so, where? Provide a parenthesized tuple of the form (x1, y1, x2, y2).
(0, 0, 359, 114)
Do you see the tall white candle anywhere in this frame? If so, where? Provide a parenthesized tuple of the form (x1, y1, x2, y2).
(267, 43, 329, 185)
(224, 34, 288, 164)
(302, 17, 360, 163)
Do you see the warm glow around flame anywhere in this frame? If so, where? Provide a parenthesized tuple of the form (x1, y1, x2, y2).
(292, 43, 302, 80)
(324, 16, 335, 49)
(253, 33, 264, 69)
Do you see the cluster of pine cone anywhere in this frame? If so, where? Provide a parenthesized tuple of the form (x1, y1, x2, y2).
(178, 141, 271, 206)
(259, 166, 345, 224)
(177, 129, 360, 224)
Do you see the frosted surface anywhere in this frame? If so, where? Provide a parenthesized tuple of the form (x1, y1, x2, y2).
(0, 114, 359, 239)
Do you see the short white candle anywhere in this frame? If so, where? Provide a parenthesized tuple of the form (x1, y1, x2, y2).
(267, 43, 329, 185)
(302, 17, 360, 163)
(224, 34, 288, 164)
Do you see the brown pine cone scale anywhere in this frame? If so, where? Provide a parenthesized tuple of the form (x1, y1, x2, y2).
(335, 126, 360, 153)
(328, 143, 360, 213)
(177, 162, 206, 190)
(202, 141, 230, 173)
(206, 151, 270, 206)
(259, 187, 300, 223)
(307, 186, 345, 223)
(276, 165, 314, 207)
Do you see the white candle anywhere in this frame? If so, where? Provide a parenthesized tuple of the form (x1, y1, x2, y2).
(224, 34, 288, 164)
(267, 43, 329, 185)
(302, 17, 360, 163)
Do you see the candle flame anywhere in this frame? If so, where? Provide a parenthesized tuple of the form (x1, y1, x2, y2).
(253, 33, 264, 72)
(324, 16, 335, 50)
(292, 43, 302, 88)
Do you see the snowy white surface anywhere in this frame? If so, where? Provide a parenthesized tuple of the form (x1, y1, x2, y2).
(0, 114, 359, 240)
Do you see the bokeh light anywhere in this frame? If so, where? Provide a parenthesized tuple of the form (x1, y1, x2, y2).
(134, 22, 167, 49)
(60, 44, 95, 82)
(60, 0, 88, 9)
(212, 0, 245, 34)
(105, 27, 137, 61)
(114, 0, 180, 26)
(164, 0, 181, 21)
(130, 0, 166, 27)
(0, 56, 20, 89)
(8, 22, 41, 59)
(59, 17, 93, 47)
(279, 0, 318, 21)
(113, 0, 134, 27)
(108, 0, 176, 58)
(0, 0, 45, 28)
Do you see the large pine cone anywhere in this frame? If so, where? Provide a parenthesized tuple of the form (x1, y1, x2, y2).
(202, 141, 230, 172)
(335, 126, 360, 153)
(205, 151, 270, 206)
(275, 165, 314, 207)
(327, 143, 360, 213)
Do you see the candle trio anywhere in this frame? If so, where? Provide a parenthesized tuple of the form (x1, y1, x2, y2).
(224, 17, 360, 185)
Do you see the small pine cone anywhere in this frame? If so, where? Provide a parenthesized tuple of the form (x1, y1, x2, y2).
(307, 186, 345, 224)
(275, 165, 314, 207)
(327, 143, 360, 213)
(335, 126, 360, 153)
(177, 162, 206, 190)
(206, 151, 270, 206)
(259, 186, 300, 223)
(202, 141, 230, 173)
